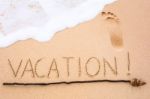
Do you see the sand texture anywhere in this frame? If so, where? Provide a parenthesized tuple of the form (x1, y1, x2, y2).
(0, 0, 150, 99)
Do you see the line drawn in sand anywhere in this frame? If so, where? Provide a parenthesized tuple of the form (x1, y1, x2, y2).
(102, 11, 124, 49)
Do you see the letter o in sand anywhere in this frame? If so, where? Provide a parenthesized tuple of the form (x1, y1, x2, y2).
(85, 57, 100, 77)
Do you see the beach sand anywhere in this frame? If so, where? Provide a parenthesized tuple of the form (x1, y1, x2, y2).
(0, 0, 150, 99)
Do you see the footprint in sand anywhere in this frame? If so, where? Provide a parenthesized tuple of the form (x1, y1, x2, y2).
(101, 12, 124, 49)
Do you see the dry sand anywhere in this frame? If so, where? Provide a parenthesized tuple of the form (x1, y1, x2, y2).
(0, 0, 150, 99)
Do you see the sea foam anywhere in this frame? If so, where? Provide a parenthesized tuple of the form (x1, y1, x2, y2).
(0, 0, 116, 47)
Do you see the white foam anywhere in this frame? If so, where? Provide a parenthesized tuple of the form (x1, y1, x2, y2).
(0, 0, 116, 47)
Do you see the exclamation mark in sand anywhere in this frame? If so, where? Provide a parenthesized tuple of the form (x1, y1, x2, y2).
(101, 12, 124, 49)
(127, 52, 131, 76)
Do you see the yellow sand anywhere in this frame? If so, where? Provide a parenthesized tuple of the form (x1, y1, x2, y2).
(0, 0, 150, 99)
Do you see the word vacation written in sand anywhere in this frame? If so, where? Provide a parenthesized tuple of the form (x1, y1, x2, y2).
(8, 52, 131, 79)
